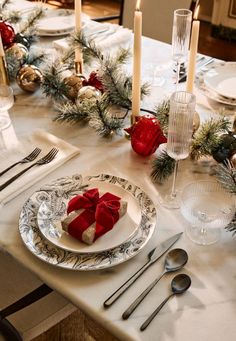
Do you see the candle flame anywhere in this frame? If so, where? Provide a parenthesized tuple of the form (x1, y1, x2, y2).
(193, 5, 200, 20)
(136, 0, 141, 11)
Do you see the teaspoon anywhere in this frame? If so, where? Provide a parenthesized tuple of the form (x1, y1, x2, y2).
(122, 248, 188, 320)
(140, 273, 191, 331)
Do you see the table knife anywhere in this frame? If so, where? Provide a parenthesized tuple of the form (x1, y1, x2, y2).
(103, 232, 183, 308)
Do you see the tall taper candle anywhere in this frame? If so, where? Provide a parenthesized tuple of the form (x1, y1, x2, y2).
(75, 0, 83, 72)
(132, 0, 142, 121)
(0, 34, 9, 85)
(186, 5, 200, 93)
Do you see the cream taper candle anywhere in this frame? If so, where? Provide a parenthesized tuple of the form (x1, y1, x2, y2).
(131, 0, 142, 121)
(186, 5, 200, 93)
(74, 0, 83, 71)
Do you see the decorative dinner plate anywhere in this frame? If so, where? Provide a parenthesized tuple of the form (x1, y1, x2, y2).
(196, 63, 236, 107)
(37, 178, 141, 254)
(204, 63, 236, 99)
(19, 174, 157, 271)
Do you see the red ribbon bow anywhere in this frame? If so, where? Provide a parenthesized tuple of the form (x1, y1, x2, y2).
(67, 188, 121, 242)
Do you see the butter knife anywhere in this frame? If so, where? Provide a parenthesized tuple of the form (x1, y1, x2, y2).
(103, 232, 183, 308)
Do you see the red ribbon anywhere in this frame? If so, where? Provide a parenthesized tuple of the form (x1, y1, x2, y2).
(67, 188, 121, 242)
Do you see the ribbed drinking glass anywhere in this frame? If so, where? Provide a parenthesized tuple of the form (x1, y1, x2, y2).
(162, 91, 196, 209)
(172, 9, 192, 86)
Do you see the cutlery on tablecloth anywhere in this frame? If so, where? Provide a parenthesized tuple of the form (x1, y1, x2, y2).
(122, 248, 188, 319)
(103, 232, 183, 308)
(140, 274, 191, 331)
(0, 148, 42, 177)
(0, 148, 58, 192)
(178, 57, 214, 83)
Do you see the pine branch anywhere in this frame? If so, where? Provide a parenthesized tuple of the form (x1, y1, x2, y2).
(88, 99, 124, 137)
(41, 62, 69, 101)
(225, 213, 236, 236)
(153, 99, 170, 132)
(71, 31, 103, 64)
(54, 101, 90, 123)
(25, 48, 46, 67)
(5, 50, 21, 80)
(2, 10, 21, 23)
(1, 0, 10, 8)
(190, 117, 231, 160)
(215, 162, 236, 195)
(151, 152, 175, 183)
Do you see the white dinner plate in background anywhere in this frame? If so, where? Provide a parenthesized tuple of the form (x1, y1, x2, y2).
(204, 63, 236, 99)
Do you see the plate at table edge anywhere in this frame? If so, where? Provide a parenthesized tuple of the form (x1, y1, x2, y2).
(195, 63, 236, 107)
(36, 179, 142, 254)
(19, 174, 157, 271)
(203, 62, 236, 100)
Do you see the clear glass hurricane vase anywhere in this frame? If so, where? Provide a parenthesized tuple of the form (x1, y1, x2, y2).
(162, 91, 196, 209)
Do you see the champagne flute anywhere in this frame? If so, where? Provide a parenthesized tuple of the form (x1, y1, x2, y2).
(172, 9, 192, 87)
(162, 91, 196, 209)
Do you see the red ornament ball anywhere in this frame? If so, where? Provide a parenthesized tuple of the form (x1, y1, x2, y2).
(82, 71, 104, 93)
(0, 21, 15, 48)
(125, 115, 167, 156)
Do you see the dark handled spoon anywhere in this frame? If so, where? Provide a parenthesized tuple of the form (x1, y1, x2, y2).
(140, 273, 191, 331)
(122, 248, 188, 320)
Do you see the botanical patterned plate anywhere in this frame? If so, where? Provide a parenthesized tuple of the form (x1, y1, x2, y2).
(37, 178, 141, 254)
(19, 174, 157, 271)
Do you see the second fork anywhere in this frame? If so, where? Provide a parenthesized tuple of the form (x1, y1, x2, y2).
(0, 148, 59, 192)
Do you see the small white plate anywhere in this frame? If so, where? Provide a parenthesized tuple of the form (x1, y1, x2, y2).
(37, 181, 141, 254)
(204, 63, 236, 99)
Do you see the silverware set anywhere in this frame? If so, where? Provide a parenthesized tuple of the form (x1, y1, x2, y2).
(0, 148, 59, 191)
(103, 233, 191, 331)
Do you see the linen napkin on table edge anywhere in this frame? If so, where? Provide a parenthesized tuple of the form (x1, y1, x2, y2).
(0, 130, 80, 206)
(53, 22, 132, 53)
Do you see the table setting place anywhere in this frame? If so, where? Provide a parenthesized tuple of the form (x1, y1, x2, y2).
(0, 0, 236, 340)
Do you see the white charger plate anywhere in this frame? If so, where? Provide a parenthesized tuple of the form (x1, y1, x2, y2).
(37, 180, 141, 254)
(19, 174, 157, 271)
(204, 63, 236, 99)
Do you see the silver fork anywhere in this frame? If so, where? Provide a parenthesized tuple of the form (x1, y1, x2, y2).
(0, 148, 59, 192)
(0, 148, 42, 177)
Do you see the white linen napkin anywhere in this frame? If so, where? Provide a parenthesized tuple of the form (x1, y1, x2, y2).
(0, 130, 80, 205)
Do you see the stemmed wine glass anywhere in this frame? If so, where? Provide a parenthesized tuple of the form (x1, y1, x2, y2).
(162, 91, 196, 209)
(0, 85, 14, 131)
(172, 9, 192, 87)
(181, 180, 235, 245)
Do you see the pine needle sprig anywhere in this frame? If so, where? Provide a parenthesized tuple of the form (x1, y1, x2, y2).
(215, 162, 236, 195)
(190, 117, 231, 160)
(1, 0, 10, 9)
(151, 152, 175, 183)
(41, 62, 69, 101)
(71, 31, 103, 64)
(54, 101, 90, 123)
(25, 49, 46, 67)
(153, 99, 170, 131)
(225, 213, 236, 236)
(2, 10, 21, 23)
(88, 99, 124, 137)
(5, 50, 22, 80)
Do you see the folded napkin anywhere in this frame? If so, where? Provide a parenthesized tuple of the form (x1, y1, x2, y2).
(62, 188, 127, 245)
(0, 130, 80, 205)
(53, 22, 132, 53)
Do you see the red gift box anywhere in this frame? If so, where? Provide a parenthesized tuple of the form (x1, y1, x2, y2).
(61, 188, 127, 244)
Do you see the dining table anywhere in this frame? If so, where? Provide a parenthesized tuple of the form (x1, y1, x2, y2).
(0, 6, 236, 341)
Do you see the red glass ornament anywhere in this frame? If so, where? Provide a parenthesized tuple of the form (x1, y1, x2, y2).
(0, 21, 15, 48)
(83, 71, 104, 93)
(125, 115, 167, 156)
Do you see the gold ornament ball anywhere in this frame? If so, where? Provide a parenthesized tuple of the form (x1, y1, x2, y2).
(16, 64, 43, 92)
(6, 43, 29, 64)
(78, 86, 101, 102)
(64, 74, 85, 100)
